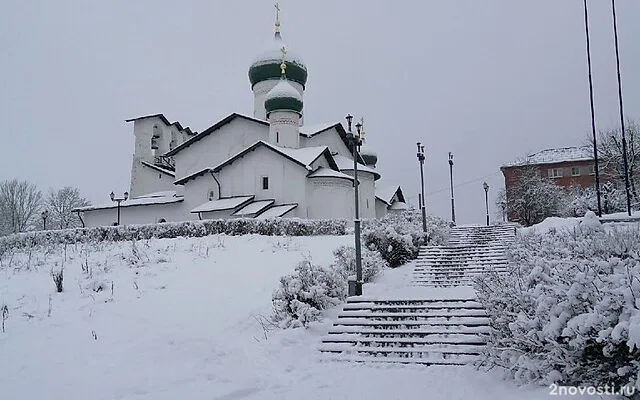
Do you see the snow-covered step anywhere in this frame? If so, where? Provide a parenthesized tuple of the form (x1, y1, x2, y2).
(322, 354, 477, 366)
(338, 310, 487, 319)
(320, 343, 485, 356)
(327, 326, 490, 336)
(342, 302, 485, 311)
(321, 335, 486, 346)
(333, 317, 489, 327)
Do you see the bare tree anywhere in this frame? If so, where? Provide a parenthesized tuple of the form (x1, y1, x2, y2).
(0, 179, 43, 235)
(503, 166, 566, 226)
(46, 187, 90, 229)
(591, 119, 639, 206)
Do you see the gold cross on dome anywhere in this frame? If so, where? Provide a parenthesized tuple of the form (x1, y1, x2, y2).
(275, 3, 280, 20)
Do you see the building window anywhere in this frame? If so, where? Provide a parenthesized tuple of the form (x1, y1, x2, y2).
(262, 176, 269, 190)
(589, 165, 595, 175)
(208, 190, 215, 201)
(276, 131, 279, 143)
(571, 167, 580, 177)
(366, 199, 369, 208)
(549, 168, 563, 178)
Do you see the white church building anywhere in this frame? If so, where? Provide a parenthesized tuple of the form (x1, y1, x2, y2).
(76, 12, 406, 228)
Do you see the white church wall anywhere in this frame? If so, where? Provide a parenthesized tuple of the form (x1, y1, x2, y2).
(306, 178, 353, 220)
(340, 170, 377, 219)
(268, 111, 300, 148)
(301, 128, 352, 159)
(81, 202, 185, 228)
(182, 175, 219, 219)
(173, 118, 268, 181)
(375, 198, 389, 219)
(216, 146, 307, 217)
(131, 163, 176, 198)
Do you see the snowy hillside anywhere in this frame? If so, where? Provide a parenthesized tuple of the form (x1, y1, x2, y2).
(0, 234, 602, 399)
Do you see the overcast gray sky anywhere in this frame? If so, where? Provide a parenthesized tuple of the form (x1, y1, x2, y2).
(1, 1, 638, 224)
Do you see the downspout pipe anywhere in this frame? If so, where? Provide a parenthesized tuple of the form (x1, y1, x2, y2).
(76, 211, 85, 228)
(209, 170, 222, 198)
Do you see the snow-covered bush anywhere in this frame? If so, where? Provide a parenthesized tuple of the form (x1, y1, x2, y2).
(362, 210, 449, 268)
(331, 245, 388, 283)
(476, 220, 640, 391)
(272, 258, 346, 328)
(0, 218, 347, 251)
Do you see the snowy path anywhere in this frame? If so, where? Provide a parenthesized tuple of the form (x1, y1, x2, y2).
(0, 234, 604, 399)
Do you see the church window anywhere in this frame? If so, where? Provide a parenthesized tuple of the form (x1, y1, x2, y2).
(159, 173, 162, 179)
(262, 176, 269, 190)
(208, 190, 215, 201)
(276, 131, 279, 143)
(367, 199, 369, 208)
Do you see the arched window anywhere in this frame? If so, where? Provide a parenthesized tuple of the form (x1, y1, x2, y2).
(157, 218, 167, 223)
(208, 190, 216, 201)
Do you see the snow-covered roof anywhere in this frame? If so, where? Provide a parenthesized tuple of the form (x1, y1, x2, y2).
(136, 191, 177, 199)
(255, 204, 298, 219)
(174, 141, 336, 185)
(307, 167, 354, 181)
(299, 122, 340, 137)
(165, 113, 268, 157)
(265, 79, 302, 102)
(140, 161, 175, 177)
(73, 195, 183, 212)
(375, 184, 405, 205)
(232, 200, 275, 217)
(190, 196, 254, 213)
(333, 154, 381, 180)
(503, 146, 593, 168)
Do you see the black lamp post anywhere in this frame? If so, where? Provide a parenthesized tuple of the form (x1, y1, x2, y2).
(583, 0, 603, 217)
(110, 191, 129, 226)
(346, 114, 364, 296)
(416, 142, 427, 232)
(483, 182, 490, 226)
(448, 152, 456, 224)
(611, 0, 632, 216)
(41, 209, 49, 230)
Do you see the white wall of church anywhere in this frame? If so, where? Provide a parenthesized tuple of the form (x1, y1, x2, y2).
(375, 198, 389, 219)
(173, 118, 268, 181)
(216, 146, 308, 217)
(81, 202, 185, 228)
(340, 170, 376, 219)
(268, 111, 300, 148)
(182, 174, 219, 218)
(306, 178, 353, 220)
(130, 163, 175, 198)
(301, 128, 352, 159)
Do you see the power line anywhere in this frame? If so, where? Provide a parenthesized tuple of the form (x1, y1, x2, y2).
(405, 171, 501, 200)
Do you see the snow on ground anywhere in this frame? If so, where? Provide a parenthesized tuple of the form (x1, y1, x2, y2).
(0, 234, 604, 399)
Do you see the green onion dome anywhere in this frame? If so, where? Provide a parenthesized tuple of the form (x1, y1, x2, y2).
(248, 32, 308, 89)
(360, 142, 378, 166)
(264, 75, 303, 116)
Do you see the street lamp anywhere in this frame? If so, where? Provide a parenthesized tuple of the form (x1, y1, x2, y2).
(346, 114, 364, 296)
(611, 0, 632, 216)
(416, 142, 427, 232)
(448, 152, 456, 225)
(483, 182, 490, 226)
(110, 191, 129, 226)
(582, 0, 603, 217)
(41, 209, 49, 230)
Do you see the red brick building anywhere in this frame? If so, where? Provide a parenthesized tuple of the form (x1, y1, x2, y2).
(500, 146, 598, 222)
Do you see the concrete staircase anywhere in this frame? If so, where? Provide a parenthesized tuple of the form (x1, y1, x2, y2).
(320, 224, 516, 365)
(414, 225, 515, 288)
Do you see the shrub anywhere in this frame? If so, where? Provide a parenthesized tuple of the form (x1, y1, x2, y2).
(362, 210, 450, 268)
(0, 218, 347, 251)
(476, 218, 640, 391)
(51, 267, 64, 293)
(272, 258, 347, 328)
(331, 245, 388, 282)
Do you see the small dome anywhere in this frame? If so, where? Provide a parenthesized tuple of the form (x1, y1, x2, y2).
(360, 143, 378, 166)
(264, 78, 303, 115)
(249, 32, 308, 89)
